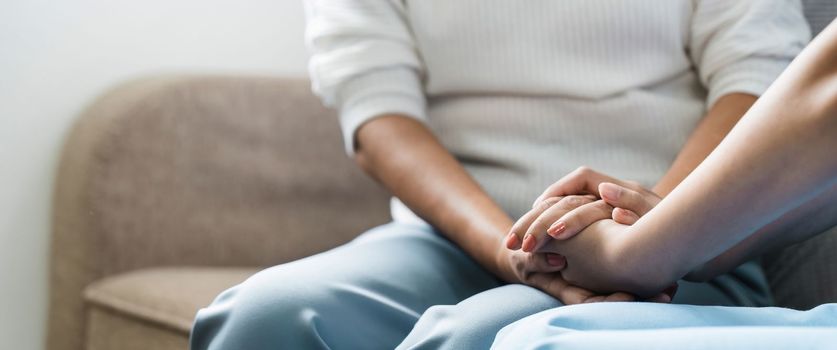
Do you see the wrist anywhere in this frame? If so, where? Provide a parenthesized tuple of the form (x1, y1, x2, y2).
(474, 219, 515, 282)
(609, 225, 677, 297)
(453, 214, 515, 283)
(492, 245, 521, 283)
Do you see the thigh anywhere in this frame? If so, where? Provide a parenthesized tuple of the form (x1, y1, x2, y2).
(674, 260, 773, 307)
(394, 261, 770, 350)
(190, 222, 501, 350)
(398, 284, 563, 350)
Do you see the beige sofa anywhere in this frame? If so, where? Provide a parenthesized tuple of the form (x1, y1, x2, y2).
(48, 7, 837, 349)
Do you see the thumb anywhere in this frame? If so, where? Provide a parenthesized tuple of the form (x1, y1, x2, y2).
(612, 207, 640, 225)
(599, 182, 657, 216)
(533, 253, 567, 272)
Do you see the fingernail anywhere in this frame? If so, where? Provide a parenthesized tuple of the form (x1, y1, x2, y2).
(600, 183, 620, 200)
(547, 222, 566, 238)
(504, 232, 519, 250)
(522, 234, 536, 252)
(546, 253, 565, 267)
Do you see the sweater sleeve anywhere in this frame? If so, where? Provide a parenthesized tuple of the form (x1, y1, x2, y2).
(304, 0, 428, 155)
(689, 0, 811, 108)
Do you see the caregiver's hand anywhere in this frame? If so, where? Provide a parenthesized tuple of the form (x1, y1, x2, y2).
(496, 248, 637, 304)
(498, 195, 637, 304)
(518, 166, 662, 250)
(553, 181, 663, 241)
(538, 218, 678, 299)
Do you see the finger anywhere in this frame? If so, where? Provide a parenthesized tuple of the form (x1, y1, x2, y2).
(582, 295, 607, 303)
(645, 293, 672, 303)
(532, 167, 646, 208)
(525, 251, 567, 273)
(532, 167, 609, 207)
(508, 196, 563, 249)
(599, 182, 660, 216)
(523, 195, 594, 252)
(663, 283, 679, 300)
(612, 207, 640, 225)
(527, 272, 568, 300)
(559, 285, 600, 305)
(644, 283, 678, 303)
(603, 292, 636, 302)
(544, 253, 567, 270)
(547, 200, 614, 241)
(528, 272, 594, 305)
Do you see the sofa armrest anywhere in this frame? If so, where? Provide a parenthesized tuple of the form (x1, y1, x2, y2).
(48, 76, 390, 350)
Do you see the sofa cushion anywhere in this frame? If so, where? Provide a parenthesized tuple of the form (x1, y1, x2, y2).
(85, 308, 189, 350)
(83, 267, 257, 334)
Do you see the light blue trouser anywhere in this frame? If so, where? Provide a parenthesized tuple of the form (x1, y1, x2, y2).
(493, 303, 837, 349)
(190, 222, 771, 350)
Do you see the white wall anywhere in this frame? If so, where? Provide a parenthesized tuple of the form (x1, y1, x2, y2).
(0, 1, 308, 349)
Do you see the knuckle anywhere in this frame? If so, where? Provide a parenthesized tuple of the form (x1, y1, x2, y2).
(592, 200, 613, 211)
(525, 254, 543, 270)
(575, 166, 592, 175)
(559, 195, 591, 208)
(563, 196, 583, 207)
(536, 196, 562, 211)
(530, 217, 548, 233)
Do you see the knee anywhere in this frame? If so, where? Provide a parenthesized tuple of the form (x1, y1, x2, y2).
(401, 285, 560, 350)
(190, 266, 331, 350)
(399, 305, 491, 350)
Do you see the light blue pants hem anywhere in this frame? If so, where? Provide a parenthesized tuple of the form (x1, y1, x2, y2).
(190, 222, 772, 350)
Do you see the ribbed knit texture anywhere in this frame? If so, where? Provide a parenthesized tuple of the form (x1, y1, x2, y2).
(304, 0, 811, 222)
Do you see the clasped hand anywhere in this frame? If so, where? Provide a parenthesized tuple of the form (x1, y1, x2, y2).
(503, 166, 677, 303)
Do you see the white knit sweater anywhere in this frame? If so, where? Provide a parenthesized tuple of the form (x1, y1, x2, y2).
(304, 0, 810, 223)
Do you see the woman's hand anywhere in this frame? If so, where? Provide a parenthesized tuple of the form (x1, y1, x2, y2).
(538, 219, 631, 292)
(497, 195, 639, 304)
(538, 218, 679, 299)
(506, 194, 605, 251)
(495, 248, 638, 304)
(514, 166, 662, 250)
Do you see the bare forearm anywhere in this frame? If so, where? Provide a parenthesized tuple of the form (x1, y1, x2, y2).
(686, 184, 837, 281)
(653, 93, 756, 196)
(355, 115, 514, 279)
(619, 23, 837, 293)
